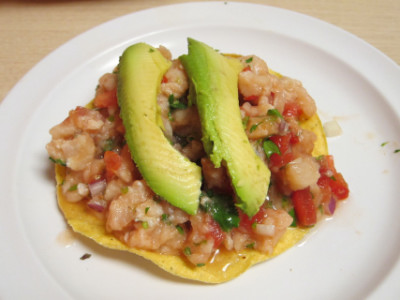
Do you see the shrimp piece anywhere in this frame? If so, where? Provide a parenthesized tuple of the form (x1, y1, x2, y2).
(161, 59, 188, 98)
(201, 158, 232, 195)
(254, 208, 293, 254)
(284, 155, 320, 191)
(46, 132, 96, 171)
(185, 212, 217, 265)
(106, 180, 154, 232)
(238, 55, 271, 100)
(69, 106, 105, 133)
(98, 73, 117, 92)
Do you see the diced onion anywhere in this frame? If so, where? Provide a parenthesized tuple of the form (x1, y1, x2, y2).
(323, 119, 342, 138)
(254, 224, 275, 236)
(87, 197, 107, 212)
(328, 197, 336, 215)
(88, 179, 107, 197)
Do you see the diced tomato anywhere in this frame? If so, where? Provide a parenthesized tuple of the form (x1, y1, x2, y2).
(206, 219, 225, 249)
(242, 66, 251, 72)
(269, 152, 294, 169)
(104, 150, 122, 181)
(317, 175, 332, 204)
(329, 173, 349, 200)
(243, 94, 259, 103)
(291, 187, 317, 226)
(319, 155, 337, 175)
(93, 89, 118, 108)
(318, 155, 349, 200)
(161, 75, 168, 83)
(238, 206, 267, 233)
(270, 134, 291, 154)
(283, 102, 303, 119)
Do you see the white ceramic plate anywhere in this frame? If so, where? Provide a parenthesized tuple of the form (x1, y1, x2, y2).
(1, 2, 399, 299)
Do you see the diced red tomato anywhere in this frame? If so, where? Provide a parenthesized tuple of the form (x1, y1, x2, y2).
(329, 173, 349, 200)
(270, 134, 291, 154)
(319, 155, 337, 175)
(291, 187, 317, 226)
(269, 152, 294, 169)
(238, 206, 267, 233)
(93, 89, 118, 108)
(161, 75, 168, 83)
(104, 150, 122, 181)
(206, 219, 225, 249)
(318, 155, 349, 200)
(283, 102, 303, 119)
(243, 95, 259, 102)
(242, 66, 251, 72)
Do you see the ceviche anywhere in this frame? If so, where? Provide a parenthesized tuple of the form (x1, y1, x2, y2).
(46, 39, 349, 283)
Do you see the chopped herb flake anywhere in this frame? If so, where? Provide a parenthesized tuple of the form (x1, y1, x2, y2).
(142, 221, 149, 229)
(145, 207, 150, 214)
(262, 140, 281, 158)
(196, 263, 206, 267)
(242, 116, 249, 129)
(176, 225, 184, 235)
(103, 138, 116, 152)
(80, 253, 91, 260)
(288, 208, 297, 227)
(200, 192, 240, 232)
(267, 108, 284, 119)
(381, 141, 389, 147)
(395, 149, 400, 153)
(68, 184, 78, 191)
(121, 186, 129, 194)
(168, 94, 187, 110)
(245, 57, 253, 63)
(184, 247, 192, 256)
(250, 123, 258, 133)
(49, 157, 66, 166)
(246, 242, 255, 249)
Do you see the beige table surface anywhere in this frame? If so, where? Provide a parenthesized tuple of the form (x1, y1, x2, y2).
(1, 0, 399, 103)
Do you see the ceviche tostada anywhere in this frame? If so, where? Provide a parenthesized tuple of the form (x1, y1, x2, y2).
(46, 38, 349, 283)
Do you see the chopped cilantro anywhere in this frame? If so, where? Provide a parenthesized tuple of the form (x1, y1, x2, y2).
(176, 225, 184, 235)
(262, 140, 281, 158)
(242, 116, 249, 129)
(68, 184, 78, 191)
(142, 221, 149, 229)
(250, 123, 259, 133)
(288, 208, 297, 227)
(395, 149, 400, 153)
(121, 186, 129, 194)
(49, 157, 66, 167)
(196, 263, 206, 267)
(200, 192, 240, 232)
(184, 247, 192, 256)
(381, 141, 389, 147)
(246, 242, 255, 249)
(168, 94, 187, 110)
(145, 207, 150, 214)
(103, 138, 116, 152)
(80, 253, 91, 260)
(245, 57, 253, 63)
(267, 108, 284, 120)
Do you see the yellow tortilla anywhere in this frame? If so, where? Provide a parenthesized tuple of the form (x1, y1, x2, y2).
(55, 112, 327, 284)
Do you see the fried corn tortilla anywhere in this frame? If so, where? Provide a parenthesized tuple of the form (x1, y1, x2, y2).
(55, 111, 328, 284)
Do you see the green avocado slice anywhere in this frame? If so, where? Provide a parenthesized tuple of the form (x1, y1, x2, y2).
(118, 43, 202, 215)
(180, 38, 271, 217)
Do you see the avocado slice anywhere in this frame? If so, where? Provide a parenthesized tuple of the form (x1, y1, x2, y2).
(118, 43, 202, 215)
(180, 38, 271, 217)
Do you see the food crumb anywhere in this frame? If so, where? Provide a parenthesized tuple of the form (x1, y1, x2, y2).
(80, 253, 92, 260)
